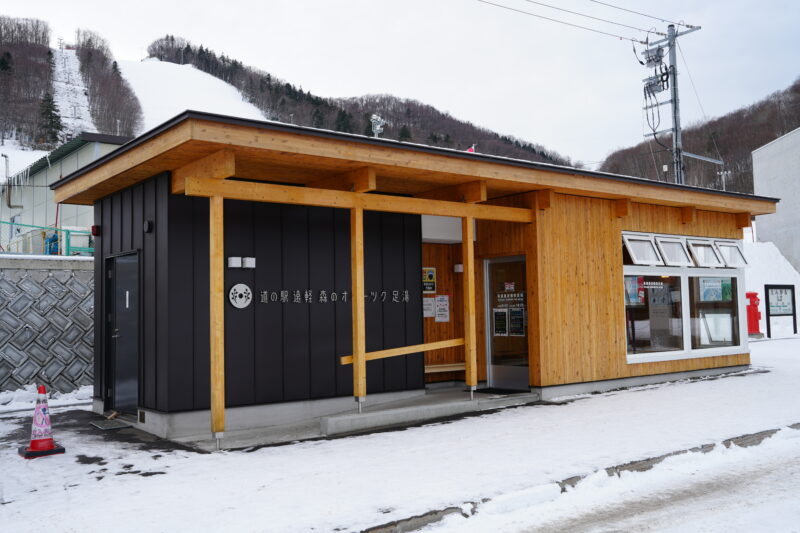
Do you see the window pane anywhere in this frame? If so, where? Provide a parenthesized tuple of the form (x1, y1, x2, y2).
(716, 244, 747, 267)
(624, 275, 683, 354)
(625, 238, 662, 265)
(690, 242, 723, 267)
(689, 277, 740, 348)
(659, 240, 692, 266)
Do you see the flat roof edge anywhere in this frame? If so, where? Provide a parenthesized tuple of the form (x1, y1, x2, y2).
(49, 110, 780, 205)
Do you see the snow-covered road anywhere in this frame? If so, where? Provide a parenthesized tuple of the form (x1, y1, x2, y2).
(1, 338, 798, 532)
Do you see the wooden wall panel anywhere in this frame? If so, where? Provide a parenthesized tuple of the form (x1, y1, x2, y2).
(536, 194, 749, 387)
(421, 243, 464, 382)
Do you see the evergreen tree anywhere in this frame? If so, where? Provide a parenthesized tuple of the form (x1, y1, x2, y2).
(311, 108, 325, 129)
(426, 132, 439, 145)
(363, 114, 374, 137)
(0, 51, 12, 71)
(398, 124, 412, 142)
(38, 92, 62, 144)
(334, 109, 354, 133)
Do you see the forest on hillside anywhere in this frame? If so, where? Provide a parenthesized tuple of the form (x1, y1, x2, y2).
(600, 77, 800, 193)
(0, 16, 142, 149)
(146, 35, 574, 166)
(0, 16, 54, 146)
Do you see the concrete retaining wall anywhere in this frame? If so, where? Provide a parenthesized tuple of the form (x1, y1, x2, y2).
(0, 255, 94, 393)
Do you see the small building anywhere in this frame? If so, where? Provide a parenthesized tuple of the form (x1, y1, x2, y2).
(1, 132, 130, 254)
(753, 126, 800, 271)
(51, 111, 777, 442)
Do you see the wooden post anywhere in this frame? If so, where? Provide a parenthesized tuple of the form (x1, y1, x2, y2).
(461, 217, 478, 392)
(209, 195, 225, 436)
(350, 205, 367, 404)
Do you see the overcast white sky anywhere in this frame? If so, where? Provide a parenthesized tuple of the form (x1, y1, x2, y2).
(3, 0, 799, 167)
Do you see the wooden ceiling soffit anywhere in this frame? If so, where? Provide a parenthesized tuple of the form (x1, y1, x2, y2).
(182, 177, 533, 223)
(307, 166, 376, 192)
(171, 149, 236, 194)
(53, 122, 193, 205)
(415, 180, 487, 203)
(189, 121, 776, 215)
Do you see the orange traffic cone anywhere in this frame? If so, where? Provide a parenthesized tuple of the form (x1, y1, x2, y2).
(18, 385, 65, 459)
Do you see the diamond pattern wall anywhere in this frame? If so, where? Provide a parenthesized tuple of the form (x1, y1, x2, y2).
(0, 267, 94, 393)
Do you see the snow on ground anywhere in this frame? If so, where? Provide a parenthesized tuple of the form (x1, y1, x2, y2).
(429, 426, 800, 532)
(0, 140, 48, 183)
(0, 385, 92, 413)
(744, 241, 800, 338)
(1, 339, 799, 532)
(118, 58, 266, 131)
(52, 48, 96, 136)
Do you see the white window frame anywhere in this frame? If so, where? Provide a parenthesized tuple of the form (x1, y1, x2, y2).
(655, 236, 695, 267)
(623, 234, 665, 266)
(624, 265, 747, 363)
(714, 240, 749, 268)
(687, 239, 725, 268)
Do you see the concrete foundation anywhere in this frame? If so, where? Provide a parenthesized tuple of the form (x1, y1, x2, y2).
(533, 365, 750, 401)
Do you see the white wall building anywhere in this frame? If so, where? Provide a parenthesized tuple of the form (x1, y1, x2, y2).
(753, 126, 800, 271)
(0, 132, 129, 254)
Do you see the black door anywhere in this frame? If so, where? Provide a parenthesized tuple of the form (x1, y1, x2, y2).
(108, 253, 139, 414)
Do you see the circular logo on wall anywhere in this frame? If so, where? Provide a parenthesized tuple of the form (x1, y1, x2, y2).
(228, 283, 253, 309)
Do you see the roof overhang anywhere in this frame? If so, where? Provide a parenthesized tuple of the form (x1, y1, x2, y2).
(51, 110, 778, 216)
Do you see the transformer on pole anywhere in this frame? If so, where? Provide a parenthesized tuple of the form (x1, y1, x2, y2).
(640, 23, 720, 185)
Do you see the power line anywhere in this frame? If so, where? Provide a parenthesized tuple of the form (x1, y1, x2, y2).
(476, 0, 648, 44)
(677, 41, 724, 163)
(589, 0, 694, 28)
(520, 0, 664, 36)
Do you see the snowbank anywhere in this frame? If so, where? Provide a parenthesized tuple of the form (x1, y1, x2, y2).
(0, 384, 92, 413)
(117, 58, 266, 131)
(744, 241, 800, 338)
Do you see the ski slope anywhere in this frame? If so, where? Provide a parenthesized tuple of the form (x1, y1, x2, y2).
(52, 48, 96, 136)
(117, 58, 266, 132)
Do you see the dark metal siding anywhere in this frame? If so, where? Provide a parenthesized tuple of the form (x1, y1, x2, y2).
(94, 173, 169, 411)
(95, 174, 424, 412)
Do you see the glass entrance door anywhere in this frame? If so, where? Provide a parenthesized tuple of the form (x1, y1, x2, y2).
(485, 256, 529, 390)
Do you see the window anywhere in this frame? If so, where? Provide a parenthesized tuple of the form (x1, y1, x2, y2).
(623, 234, 664, 266)
(655, 237, 694, 267)
(689, 277, 739, 348)
(622, 231, 747, 364)
(715, 241, 748, 268)
(687, 240, 724, 268)
(624, 275, 683, 354)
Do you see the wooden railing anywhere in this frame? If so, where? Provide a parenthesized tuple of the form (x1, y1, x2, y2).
(340, 338, 465, 365)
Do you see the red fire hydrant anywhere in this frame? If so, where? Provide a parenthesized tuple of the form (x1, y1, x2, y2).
(746, 292, 762, 336)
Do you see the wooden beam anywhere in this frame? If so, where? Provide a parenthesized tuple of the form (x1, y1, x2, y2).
(351, 205, 366, 398)
(524, 193, 543, 387)
(171, 149, 236, 194)
(183, 177, 534, 223)
(462, 217, 478, 388)
(735, 212, 752, 229)
(680, 206, 697, 224)
(308, 166, 376, 193)
(425, 363, 467, 374)
(415, 180, 487, 203)
(340, 338, 466, 365)
(209, 195, 225, 435)
(615, 198, 632, 218)
(536, 189, 554, 210)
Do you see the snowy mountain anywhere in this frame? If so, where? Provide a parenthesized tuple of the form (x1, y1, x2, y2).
(52, 48, 96, 136)
(117, 58, 265, 131)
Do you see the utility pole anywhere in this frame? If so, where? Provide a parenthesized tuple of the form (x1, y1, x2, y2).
(667, 25, 683, 185)
(641, 23, 721, 186)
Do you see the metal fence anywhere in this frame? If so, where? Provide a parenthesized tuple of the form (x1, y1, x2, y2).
(0, 220, 93, 256)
